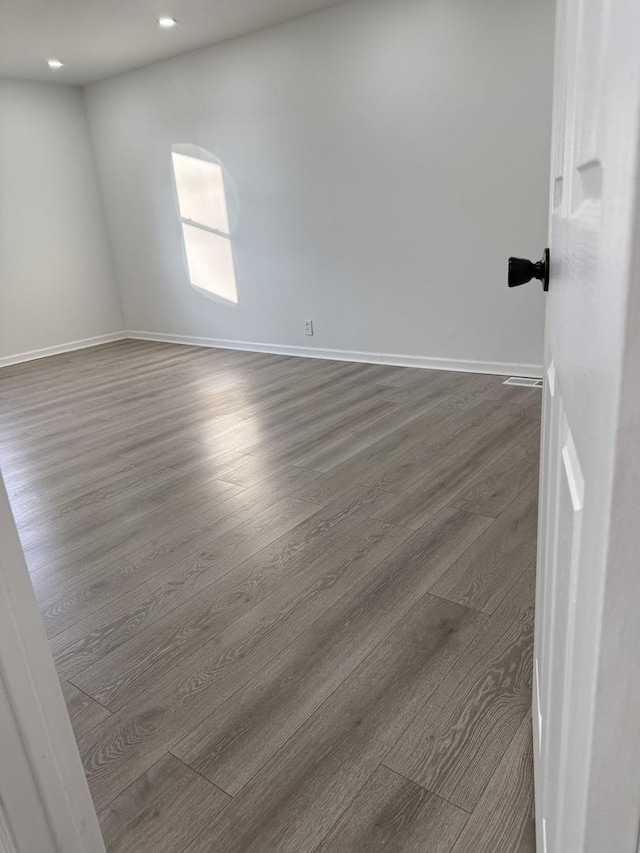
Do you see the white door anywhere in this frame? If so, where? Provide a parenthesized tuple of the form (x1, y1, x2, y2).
(533, 0, 640, 851)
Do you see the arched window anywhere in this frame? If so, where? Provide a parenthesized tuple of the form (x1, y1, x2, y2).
(171, 144, 238, 304)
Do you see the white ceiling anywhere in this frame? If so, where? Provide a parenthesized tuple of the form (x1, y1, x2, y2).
(0, 0, 350, 85)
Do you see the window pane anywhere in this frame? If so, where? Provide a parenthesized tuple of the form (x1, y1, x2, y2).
(182, 223, 238, 303)
(172, 153, 230, 233)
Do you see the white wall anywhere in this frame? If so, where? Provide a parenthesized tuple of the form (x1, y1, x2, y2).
(86, 0, 554, 373)
(0, 80, 124, 363)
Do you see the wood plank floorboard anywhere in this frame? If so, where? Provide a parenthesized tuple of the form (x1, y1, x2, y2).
(66, 499, 408, 706)
(450, 714, 536, 852)
(449, 424, 540, 518)
(383, 565, 536, 812)
(40, 467, 320, 636)
(430, 482, 539, 614)
(289, 396, 500, 508)
(75, 517, 413, 808)
(98, 753, 230, 853)
(22, 475, 244, 574)
(314, 765, 468, 853)
(0, 343, 541, 852)
(170, 507, 491, 795)
(370, 415, 529, 530)
(51, 496, 322, 683)
(28, 478, 246, 601)
(181, 593, 487, 853)
(61, 680, 112, 743)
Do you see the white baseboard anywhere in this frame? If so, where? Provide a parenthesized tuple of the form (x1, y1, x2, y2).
(127, 330, 544, 379)
(0, 328, 543, 378)
(0, 332, 128, 369)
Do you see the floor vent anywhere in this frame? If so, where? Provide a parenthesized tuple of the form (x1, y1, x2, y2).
(503, 376, 543, 388)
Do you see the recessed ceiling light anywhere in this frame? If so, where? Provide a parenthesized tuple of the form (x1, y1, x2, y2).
(47, 59, 64, 69)
(158, 17, 177, 28)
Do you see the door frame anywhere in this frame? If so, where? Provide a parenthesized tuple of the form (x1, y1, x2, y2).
(0, 472, 106, 853)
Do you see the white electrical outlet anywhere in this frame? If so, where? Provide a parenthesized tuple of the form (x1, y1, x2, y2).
(304, 320, 314, 336)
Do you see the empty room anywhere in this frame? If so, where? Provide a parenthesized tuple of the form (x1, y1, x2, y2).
(2, 0, 640, 851)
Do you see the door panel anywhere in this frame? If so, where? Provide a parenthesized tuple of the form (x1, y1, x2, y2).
(534, 0, 640, 850)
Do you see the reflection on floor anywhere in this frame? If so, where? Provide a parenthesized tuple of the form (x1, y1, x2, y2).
(0, 340, 541, 853)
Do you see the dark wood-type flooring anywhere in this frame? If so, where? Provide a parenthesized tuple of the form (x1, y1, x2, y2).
(0, 340, 541, 852)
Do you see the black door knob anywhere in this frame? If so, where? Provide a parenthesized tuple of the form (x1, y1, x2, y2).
(508, 248, 550, 291)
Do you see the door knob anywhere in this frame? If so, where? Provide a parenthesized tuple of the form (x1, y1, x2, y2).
(508, 248, 550, 291)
